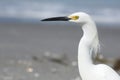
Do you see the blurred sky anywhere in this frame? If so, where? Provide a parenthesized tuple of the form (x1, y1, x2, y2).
(0, 0, 120, 24)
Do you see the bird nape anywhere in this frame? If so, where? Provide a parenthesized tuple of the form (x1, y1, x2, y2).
(41, 12, 120, 80)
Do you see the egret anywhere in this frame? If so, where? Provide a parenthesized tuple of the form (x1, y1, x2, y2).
(41, 12, 120, 80)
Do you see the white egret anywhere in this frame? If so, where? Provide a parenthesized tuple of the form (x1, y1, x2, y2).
(41, 12, 120, 80)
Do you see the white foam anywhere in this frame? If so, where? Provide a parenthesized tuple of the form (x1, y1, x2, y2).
(0, 2, 120, 24)
(92, 8, 120, 24)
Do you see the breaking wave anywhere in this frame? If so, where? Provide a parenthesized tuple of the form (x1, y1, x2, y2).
(0, 1, 120, 24)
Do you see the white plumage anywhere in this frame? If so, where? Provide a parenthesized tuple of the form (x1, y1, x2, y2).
(71, 12, 120, 80)
(41, 12, 120, 80)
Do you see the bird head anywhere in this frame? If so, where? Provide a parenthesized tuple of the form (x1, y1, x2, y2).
(41, 12, 91, 24)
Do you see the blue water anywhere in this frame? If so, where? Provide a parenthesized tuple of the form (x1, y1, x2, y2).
(0, 0, 120, 24)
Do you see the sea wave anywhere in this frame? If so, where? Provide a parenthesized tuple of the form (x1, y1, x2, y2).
(0, 1, 120, 24)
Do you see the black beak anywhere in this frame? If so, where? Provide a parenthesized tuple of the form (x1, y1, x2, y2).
(41, 16, 71, 21)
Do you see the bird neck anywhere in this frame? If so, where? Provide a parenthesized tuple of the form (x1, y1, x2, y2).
(78, 20, 99, 75)
(82, 21, 98, 39)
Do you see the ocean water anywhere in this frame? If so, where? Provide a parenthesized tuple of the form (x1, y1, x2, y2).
(0, 0, 120, 25)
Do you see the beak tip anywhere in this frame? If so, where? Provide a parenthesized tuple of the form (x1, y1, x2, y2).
(41, 19, 46, 21)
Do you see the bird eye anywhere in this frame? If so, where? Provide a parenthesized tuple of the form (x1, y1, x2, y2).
(71, 16, 79, 20)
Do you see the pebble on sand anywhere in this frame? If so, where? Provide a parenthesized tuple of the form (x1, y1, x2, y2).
(26, 67, 33, 73)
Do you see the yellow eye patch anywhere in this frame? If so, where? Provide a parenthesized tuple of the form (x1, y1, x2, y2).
(69, 16, 79, 20)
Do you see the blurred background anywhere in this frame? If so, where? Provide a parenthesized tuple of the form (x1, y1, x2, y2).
(0, 0, 120, 80)
(0, 0, 120, 24)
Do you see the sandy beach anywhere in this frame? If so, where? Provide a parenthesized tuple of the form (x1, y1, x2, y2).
(0, 23, 120, 80)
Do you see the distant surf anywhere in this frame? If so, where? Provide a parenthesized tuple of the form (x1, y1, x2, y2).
(0, 0, 120, 24)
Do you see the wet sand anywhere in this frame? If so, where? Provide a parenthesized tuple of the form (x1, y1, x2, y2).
(0, 23, 120, 80)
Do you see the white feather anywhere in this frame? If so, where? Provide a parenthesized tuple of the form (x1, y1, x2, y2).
(69, 12, 120, 80)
